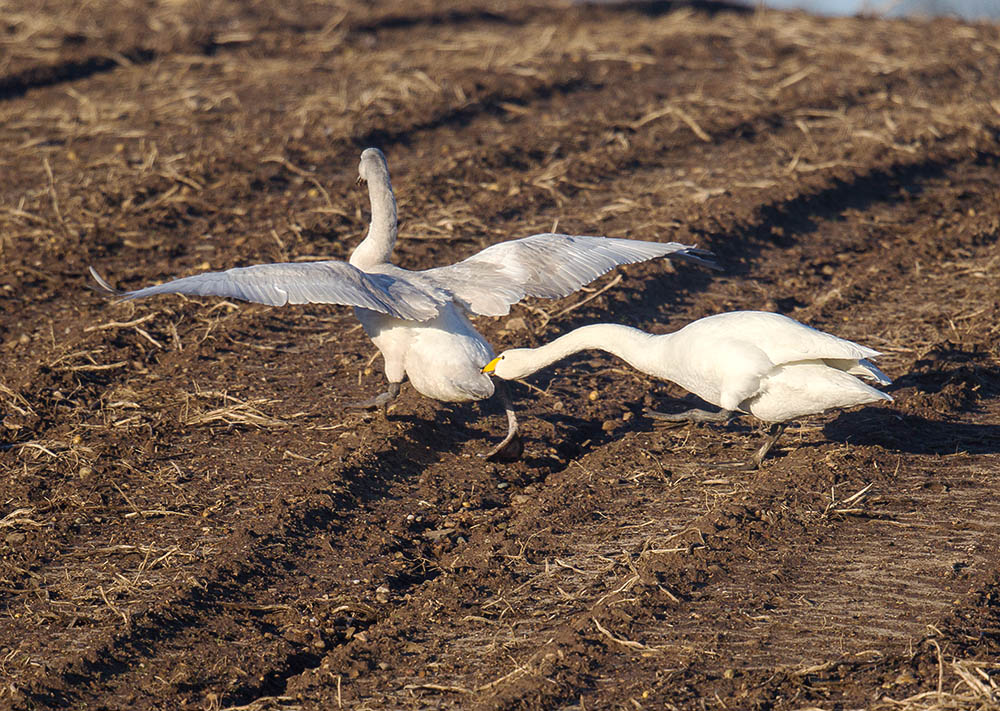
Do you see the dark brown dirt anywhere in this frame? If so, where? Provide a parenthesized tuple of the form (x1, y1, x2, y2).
(2, 2, 999, 710)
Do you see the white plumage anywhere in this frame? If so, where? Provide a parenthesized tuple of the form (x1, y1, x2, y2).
(91, 147, 711, 460)
(482, 311, 892, 467)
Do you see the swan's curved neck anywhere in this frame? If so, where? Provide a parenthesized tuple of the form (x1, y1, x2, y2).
(350, 167, 397, 269)
(510, 324, 664, 378)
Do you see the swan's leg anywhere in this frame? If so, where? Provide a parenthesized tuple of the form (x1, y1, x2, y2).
(710, 422, 788, 471)
(645, 407, 733, 424)
(484, 380, 523, 462)
(749, 422, 787, 468)
(346, 381, 401, 414)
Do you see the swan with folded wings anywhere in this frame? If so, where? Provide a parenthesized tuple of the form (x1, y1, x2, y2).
(91, 148, 714, 460)
(482, 311, 892, 468)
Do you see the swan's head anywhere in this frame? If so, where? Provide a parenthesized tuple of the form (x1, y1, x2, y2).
(357, 147, 389, 186)
(481, 349, 532, 380)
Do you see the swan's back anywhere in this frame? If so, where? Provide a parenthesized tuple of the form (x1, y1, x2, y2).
(674, 311, 881, 365)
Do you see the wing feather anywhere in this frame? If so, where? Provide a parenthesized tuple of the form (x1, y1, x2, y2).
(421, 233, 712, 317)
(90, 261, 444, 321)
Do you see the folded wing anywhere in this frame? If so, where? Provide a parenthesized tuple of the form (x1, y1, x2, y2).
(421, 233, 713, 317)
(89, 261, 445, 321)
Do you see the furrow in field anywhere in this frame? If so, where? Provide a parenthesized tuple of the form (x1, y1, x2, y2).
(2, 7, 998, 710)
(5, 132, 992, 711)
(269, 152, 1000, 710)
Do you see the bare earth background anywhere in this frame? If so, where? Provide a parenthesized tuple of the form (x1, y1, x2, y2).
(1, 1, 999, 709)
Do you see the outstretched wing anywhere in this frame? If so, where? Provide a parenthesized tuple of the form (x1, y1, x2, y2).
(89, 261, 445, 321)
(420, 233, 714, 317)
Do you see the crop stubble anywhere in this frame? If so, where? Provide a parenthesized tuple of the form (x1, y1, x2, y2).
(1, 1, 999, 709)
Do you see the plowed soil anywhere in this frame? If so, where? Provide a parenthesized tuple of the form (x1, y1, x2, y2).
(2, 2, 1000, 709)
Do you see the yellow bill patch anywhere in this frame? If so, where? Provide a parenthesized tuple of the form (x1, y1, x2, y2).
(481, 356, 501, 374)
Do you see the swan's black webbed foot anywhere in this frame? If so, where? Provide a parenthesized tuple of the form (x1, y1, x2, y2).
(485, 430, 523, 462)
(346, 381, 401, 415)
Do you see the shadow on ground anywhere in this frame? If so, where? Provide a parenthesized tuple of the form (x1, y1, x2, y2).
(824, 407, 1000, 455)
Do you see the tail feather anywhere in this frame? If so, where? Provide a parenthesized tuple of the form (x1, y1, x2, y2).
(824, 357, 892, 386)
(88, 266, 124, 296)
(667, 247, 722, 271)
(852, 358, 892, 385)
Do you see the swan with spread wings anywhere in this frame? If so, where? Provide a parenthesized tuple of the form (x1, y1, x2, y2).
(91, 148, 714, 460)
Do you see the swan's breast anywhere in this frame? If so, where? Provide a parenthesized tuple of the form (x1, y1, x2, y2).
(404, 305, 495, 402)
